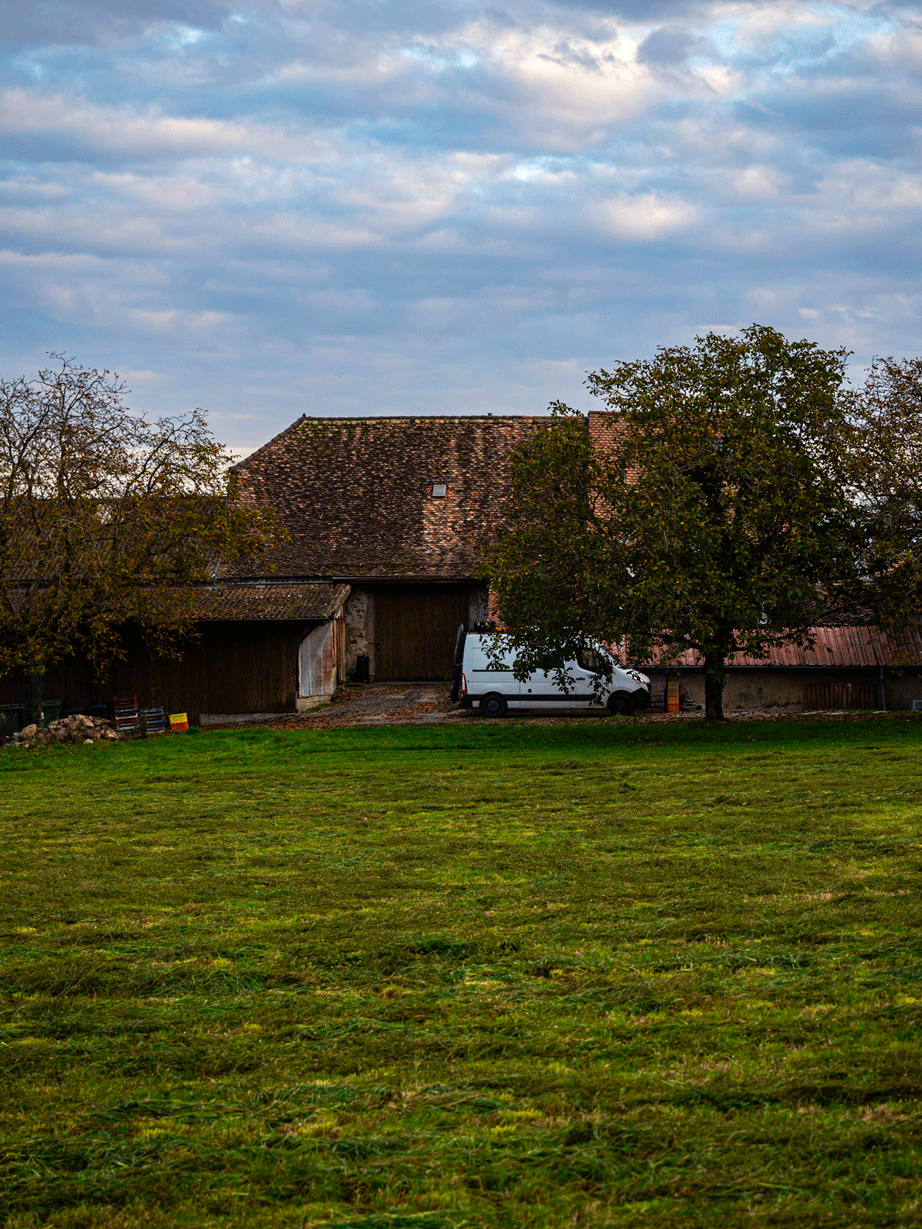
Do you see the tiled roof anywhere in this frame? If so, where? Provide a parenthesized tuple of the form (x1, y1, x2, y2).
(613, 626, 922, 669)
(194, 583, 350, 621)
(587, 410, 640, 485)
(225, 415, 548, 580)
(587, 409, 621, 452)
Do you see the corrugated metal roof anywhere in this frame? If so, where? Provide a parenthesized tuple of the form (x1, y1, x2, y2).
(195, 583, 350, 621)
(611, 626, 922, 669)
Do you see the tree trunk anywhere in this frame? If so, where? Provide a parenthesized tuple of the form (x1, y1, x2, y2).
(24, 664, 45, 728)
(703, 654, 726, 722)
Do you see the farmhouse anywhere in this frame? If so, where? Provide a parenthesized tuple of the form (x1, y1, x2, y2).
(2, 410, 920, 723)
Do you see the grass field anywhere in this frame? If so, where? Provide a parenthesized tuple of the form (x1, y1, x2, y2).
(2, 716, 922, 1228)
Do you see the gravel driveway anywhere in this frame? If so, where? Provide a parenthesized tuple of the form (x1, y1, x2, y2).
(242, 684, 839, 730)
(266, 684, 465, 729)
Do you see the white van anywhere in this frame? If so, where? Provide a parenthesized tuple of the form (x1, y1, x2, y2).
(451, 626, 651, 717)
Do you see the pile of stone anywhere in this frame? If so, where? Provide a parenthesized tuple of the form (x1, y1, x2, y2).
(8, 713, 120, 748)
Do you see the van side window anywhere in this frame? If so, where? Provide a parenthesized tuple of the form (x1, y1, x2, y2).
(537, 651, 565, 672)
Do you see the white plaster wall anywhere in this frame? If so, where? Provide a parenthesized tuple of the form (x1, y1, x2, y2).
(646, 670, 810, 709)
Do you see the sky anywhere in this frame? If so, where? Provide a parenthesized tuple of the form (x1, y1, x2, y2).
(0, 0, 920, 452)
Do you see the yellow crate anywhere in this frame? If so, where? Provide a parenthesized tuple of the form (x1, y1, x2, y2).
(169, 712, 189, 731)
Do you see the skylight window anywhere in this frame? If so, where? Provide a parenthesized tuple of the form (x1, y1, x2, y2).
(432, 484, 447, 497)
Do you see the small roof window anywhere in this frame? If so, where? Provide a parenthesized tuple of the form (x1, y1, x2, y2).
(432, 484, 447, 498)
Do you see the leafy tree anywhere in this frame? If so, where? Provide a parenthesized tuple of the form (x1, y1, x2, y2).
(847, 355, 922, 634)
(0, 355, 276, 724)
(485, 325, 866, 721)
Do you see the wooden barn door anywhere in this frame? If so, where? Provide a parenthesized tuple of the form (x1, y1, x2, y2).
(375, 587, 469, 680)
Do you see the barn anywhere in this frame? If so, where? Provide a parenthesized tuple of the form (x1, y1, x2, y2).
(223, 414, 546, 685)
(0, 583, 351, 728)
(0, 415, 546, 725)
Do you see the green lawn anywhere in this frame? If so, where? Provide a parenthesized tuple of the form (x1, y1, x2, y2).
(2, 717, 922, 1228)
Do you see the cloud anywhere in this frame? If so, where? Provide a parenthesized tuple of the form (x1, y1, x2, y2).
(590, 191, 700, 240)
(637, 25, 706, 68)
(0, 89, 339, 164)
(0, 0, 919, 444)
(0, 0, 228, 47)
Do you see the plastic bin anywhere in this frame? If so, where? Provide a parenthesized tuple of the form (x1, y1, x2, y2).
(41, 700, 63, 727)
(0, 704, 23, 737)
(666, 680, 680, 713)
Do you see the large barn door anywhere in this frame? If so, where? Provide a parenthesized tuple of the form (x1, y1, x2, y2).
(376, 587, 469, 680)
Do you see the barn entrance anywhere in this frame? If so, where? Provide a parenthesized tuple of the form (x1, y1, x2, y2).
(375, 586, 469, 681)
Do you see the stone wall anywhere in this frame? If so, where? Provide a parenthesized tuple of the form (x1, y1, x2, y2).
(468, 587, 490, 624)
(343, 587, 374, 678)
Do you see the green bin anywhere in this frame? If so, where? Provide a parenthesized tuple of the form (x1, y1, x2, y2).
(0, 704, 24, 737)
(42, 700, 63, 726)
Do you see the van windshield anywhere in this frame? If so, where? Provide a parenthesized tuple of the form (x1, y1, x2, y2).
(576, 645, 612, 674)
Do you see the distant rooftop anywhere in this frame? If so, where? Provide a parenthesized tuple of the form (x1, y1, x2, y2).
(613, 626, 922, 670)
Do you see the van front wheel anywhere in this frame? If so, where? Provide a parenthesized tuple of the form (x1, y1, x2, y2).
(481, 693, 508, 718)
(607, 691, 635, 716)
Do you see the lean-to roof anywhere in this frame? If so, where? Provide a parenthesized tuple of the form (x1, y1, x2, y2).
(194, 582, 350, 621)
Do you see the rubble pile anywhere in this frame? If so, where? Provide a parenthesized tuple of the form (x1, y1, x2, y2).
(8, 714, 120, 748)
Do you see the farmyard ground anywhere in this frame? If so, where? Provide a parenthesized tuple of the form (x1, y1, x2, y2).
(2, 717, 922, 1227)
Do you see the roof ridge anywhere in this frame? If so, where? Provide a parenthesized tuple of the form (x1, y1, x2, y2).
(229, 414, 308, 473)
(295, 414, 548, 423)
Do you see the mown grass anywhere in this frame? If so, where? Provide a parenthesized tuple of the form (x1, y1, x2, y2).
(2, 716, 922, 1227)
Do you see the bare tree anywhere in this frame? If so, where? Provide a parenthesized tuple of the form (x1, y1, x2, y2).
(0, 355, 276, 724)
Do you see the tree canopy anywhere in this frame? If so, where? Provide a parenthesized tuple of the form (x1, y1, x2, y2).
(485, 324, 899, 721)
(847, 355, 922, 632)
(0, 355, 277, 722)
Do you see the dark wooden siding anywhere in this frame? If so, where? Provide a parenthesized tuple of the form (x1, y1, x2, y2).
(375, 587, 469, 681)
(0, 657, 94, 711)
(0, 621, 308, 723)
(805, 680, 876, 710)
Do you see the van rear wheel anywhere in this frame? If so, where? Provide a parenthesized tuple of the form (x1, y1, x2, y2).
(481, 693, 508, 718)
(607, 691, 635, 716)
